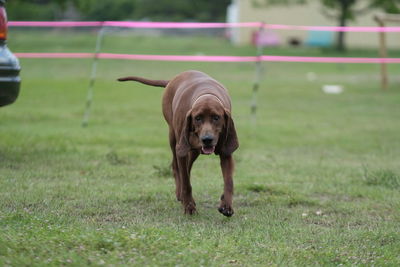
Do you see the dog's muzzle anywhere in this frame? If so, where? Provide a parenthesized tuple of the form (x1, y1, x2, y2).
(201, 135, 215, 155)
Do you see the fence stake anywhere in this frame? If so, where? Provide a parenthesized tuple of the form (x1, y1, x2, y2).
(251, 23, 265, 124)
(374, 15, 388, 90)
(82, 24, 106, 127)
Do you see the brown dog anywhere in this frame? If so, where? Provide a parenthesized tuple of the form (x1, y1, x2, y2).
(118, 70, 239, 216)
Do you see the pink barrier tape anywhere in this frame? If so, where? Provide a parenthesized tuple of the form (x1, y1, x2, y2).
(98, 53, 258, 62)
(8, 20, 400, 32)
(8, 21, 260, 28)
(8, 21, 104, 27)
(15, 52, 94, 58)
(264, 24, 400, 32)
(103, 21, 261, 28)
(14, 52, 400, 64)
(261, 55, 400, 63)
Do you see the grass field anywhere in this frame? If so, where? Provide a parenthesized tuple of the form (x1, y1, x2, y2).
(1, 29, 400, 266)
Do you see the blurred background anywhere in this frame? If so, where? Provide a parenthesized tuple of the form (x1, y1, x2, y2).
(7, 0, 400, 51)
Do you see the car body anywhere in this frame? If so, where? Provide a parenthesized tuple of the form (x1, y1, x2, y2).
(0, 0, 21, 107)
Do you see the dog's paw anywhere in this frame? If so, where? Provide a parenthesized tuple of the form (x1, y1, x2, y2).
(183, 201, 197, 215)
(218, 205, 234, 217)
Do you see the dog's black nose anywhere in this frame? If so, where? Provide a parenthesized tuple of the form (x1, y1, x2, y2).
(201, 135, 214, 146)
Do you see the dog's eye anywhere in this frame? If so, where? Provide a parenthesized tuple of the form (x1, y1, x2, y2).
(195, 116, 202, 122)
(212, 115, 220, 121)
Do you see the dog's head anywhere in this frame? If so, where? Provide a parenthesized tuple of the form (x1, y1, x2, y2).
(176, 96, 238, 157)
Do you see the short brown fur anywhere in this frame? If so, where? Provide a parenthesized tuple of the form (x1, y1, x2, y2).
(118, 70, 239, 216)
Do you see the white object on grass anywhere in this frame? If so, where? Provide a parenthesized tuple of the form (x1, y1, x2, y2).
(322, 85, 343, 94)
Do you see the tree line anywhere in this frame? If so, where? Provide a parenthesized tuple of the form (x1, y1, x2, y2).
(6, 0, 231, 22)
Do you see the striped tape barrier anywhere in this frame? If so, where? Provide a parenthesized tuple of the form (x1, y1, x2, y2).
(8, 20, 400, 32)
(11, 21, 400, 65)
(11, 21, 397, 126)
(14, 53, 400, 64)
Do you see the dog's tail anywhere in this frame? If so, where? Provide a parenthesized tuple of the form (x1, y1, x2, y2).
(117, 76, 169, 88)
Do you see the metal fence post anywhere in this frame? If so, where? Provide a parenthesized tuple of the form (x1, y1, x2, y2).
(82, 23, 106, 127)
(251, 22, 265, 124)
(374, 15, 388, 91)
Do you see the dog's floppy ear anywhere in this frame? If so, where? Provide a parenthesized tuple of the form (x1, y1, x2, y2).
(176, 109, 192, 157)
(220, 109, 239, 156)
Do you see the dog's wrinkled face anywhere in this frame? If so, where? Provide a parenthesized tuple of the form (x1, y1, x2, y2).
(190, 99, 226, 155)
(176, 95, 238, 158)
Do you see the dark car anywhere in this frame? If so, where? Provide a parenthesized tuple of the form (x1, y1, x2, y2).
(0, 0, 21, 107)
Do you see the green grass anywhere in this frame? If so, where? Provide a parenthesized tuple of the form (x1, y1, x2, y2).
(1, 29, 400, 266)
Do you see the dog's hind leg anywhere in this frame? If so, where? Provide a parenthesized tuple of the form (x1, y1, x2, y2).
(169, 128, 181, 201)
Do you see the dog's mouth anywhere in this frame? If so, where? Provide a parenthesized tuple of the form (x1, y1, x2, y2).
(201, 146, 215, 155)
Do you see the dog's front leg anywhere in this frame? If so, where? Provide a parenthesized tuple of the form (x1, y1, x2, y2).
(177, 156, 196, 215)
(219, 155, 234, 217)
